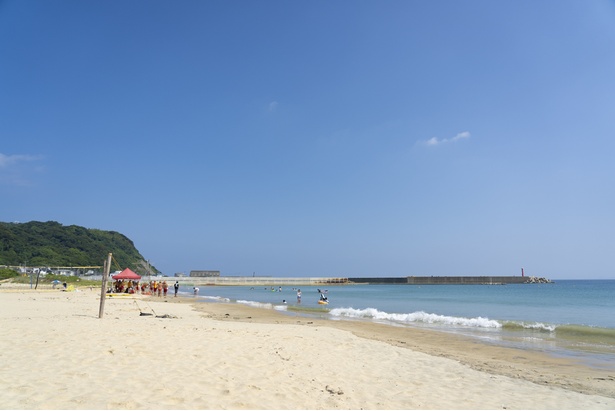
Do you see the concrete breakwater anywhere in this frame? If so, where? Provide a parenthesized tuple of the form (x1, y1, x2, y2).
(186, 277, 349, 286)
(348, 276, 551, 285)
(183, 275, 550, 286)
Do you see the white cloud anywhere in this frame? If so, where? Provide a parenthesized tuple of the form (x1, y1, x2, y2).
(421, 131, 471, 146)
(268, 101, 279, 112)
(0, 153, 43, 186)
(451, 131, 470, 142)
(0, 153, 41, 168)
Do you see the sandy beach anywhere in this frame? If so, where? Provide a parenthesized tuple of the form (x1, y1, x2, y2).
(1, 286, 614, 410)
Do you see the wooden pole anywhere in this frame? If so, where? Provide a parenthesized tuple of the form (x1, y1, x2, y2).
(34, 270, 41, 290)
(99, 253, 112, 319)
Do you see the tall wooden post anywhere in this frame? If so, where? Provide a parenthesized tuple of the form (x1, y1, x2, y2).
(34, 270, 41, 290)
(99, 253, 112, 319)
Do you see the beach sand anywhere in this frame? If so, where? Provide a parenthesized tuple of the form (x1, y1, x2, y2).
(1, 287, 614, 410)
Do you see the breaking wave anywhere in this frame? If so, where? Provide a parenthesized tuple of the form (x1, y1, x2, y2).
(328, 307, 501, 328)
(200, 295, 231, 303)
(237, 299, 288, 311)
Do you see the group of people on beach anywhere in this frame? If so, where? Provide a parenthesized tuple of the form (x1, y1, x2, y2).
(110, 280, 180, 297)
(111, 279, 141, 294)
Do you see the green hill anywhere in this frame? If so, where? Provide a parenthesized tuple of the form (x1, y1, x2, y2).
(0, 221, 157, 275)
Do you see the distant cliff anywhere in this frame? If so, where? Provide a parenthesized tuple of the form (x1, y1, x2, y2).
(0, 221, 156, 275)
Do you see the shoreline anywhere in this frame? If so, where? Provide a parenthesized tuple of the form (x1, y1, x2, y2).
(1, 287, 614, 409)
(187, 296, 615, 398)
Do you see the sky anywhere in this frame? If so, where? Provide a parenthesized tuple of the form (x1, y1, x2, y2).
(1, 1, 615, 279)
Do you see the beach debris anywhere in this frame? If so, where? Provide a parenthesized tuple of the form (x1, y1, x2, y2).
(593, 376, 615, 381)
(156, 314, 178, 319)
(325, 385, 344, 395)
(275, 349, 291, 361)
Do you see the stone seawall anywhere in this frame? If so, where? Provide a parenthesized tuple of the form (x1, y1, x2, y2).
(144, 276, 547, 287)
(184, 277, 349, 286)
(348, 276, 530, 285)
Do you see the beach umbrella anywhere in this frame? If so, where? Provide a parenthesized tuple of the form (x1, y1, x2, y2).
(112, 268, 141, 280)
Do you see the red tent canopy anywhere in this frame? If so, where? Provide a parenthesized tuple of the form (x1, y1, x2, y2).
(112, 268, 141, 280)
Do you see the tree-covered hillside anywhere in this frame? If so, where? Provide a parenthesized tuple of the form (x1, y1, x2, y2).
(0, 221, 157, 275)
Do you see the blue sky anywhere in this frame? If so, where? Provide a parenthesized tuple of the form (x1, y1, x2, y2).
(1, 1, 614, 279)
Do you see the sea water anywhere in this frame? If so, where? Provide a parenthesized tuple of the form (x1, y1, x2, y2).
(181, 280, 615, 370)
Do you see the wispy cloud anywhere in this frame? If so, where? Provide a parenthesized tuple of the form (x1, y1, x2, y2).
(268, 101, 279, 112)
(0, 152, 44, 186)
(0, 153, 41, 168)
(421, 131, 471, 146)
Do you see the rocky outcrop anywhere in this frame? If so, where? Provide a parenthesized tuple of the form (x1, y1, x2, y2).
(524, 276, 552, 284)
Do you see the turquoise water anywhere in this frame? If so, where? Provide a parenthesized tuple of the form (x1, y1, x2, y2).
(182, 280, 615, 370)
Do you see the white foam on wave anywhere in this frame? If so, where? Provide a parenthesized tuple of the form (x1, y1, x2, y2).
(236, 299, 288, 311)
(237, 299, 273, 309)
(329, 307, 501, 329)
(505, 321, 557, 332)
(201, 295, 231, 303)
(522, 322, 556, 332)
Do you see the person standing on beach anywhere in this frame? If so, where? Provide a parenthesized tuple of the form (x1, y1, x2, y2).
(296, 289, 301, 303)
(174, 281, 179, 297)
(162, 281, 168, 297)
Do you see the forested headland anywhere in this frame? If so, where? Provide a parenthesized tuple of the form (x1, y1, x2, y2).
(0, 221, 156, 275)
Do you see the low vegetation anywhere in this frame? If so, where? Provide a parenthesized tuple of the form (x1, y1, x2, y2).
(3, 273, 101, 287)
(0, 268, 19, 281)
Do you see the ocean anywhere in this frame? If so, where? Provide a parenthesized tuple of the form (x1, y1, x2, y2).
(180, 279, 615, 371)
